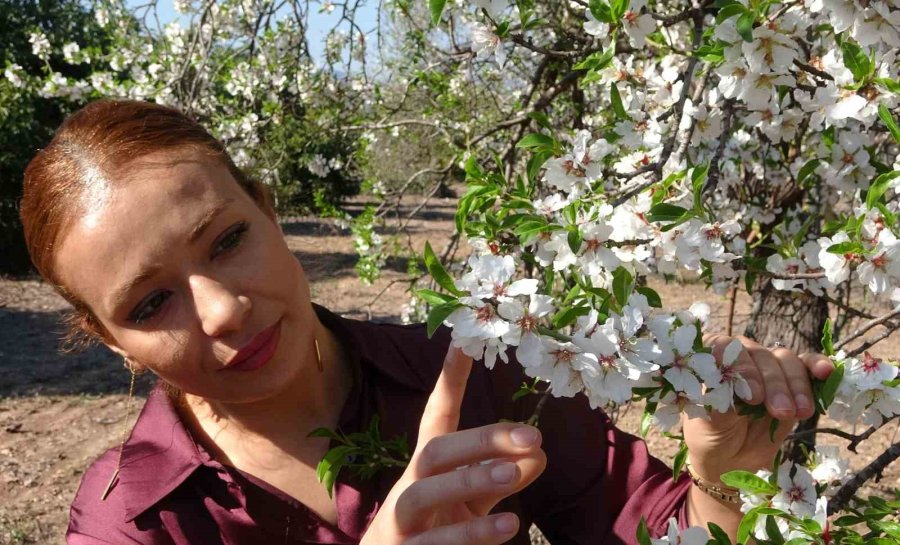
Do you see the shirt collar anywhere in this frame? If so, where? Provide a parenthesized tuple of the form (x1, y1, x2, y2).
(115, 303, 433, 522)
(117, 384, 204, 522)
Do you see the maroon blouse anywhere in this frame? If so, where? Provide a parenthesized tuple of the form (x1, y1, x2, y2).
(67, 304, 691, 544)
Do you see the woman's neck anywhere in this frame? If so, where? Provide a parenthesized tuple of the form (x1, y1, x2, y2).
(180, 316, 354, 464)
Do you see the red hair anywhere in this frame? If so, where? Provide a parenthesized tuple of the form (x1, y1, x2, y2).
(20, 99, 269, 349)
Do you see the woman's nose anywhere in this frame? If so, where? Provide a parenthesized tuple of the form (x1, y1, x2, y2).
(189, 276, 252, 338)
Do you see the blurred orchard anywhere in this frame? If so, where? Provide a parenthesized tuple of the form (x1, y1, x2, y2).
(2, 0, 900, 543)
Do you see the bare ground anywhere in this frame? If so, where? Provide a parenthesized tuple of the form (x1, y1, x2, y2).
(1, 196, 898, 544)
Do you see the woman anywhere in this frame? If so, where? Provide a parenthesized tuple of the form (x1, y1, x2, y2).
(20, 99, 834, 544)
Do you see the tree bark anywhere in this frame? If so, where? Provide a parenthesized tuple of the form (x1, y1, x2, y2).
(743, 279, 829, 462)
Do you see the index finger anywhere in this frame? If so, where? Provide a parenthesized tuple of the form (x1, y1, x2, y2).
(415, 345, 474, 452)
(798, 352, 835, 381)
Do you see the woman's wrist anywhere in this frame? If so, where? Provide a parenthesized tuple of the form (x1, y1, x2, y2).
(686, 462, 742, 506)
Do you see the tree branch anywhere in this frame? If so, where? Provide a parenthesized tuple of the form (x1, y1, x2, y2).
(829, 440, 900, 514)
(787, 416, 897, 453)
(835, 307, 900, 351)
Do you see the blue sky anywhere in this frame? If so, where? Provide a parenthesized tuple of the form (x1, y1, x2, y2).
(128, 0, 379, 64)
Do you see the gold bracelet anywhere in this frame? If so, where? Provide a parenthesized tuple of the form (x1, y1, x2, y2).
(686, 463, 742, 504)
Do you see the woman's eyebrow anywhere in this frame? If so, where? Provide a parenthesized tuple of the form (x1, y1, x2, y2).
(188, 197, 235, 243)
(109, 264, 162, 313)
(108, 197, 236, 313)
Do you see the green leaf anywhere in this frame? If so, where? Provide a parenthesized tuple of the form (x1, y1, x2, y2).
(841, 40, 873, 82)
(528, 111, 553, 131)
(512, 379, 539, 401)
(526, 151, 552, 182)
(876, 77, 900, 93)
(720, 470, 778, 494)
(870, 520, 900, 538)
(612, 267, 634, 306)
(736, 509, 759, 545)
(818, 359, 844, 411)
(426, 301, 462, 338)
(821, 125, 835, 148)
(646, 202, 691, 223)
(822, 318, 834, 356)
(866, 171, 900, 209)
(551, 304, 590, 329)
(797, 159, 820, 185)
(415, 288, 456, 306)
(575, 48, 616, 72)
(308, 427, 343, 441)
(672, 441, 688, 481)
(826, 240, 865, 255)
(635, 286, 662, 308)
(516, 133, 557, 153)
(866, 539, 898, 545)
(610, 82, 628, 120)
(424, 241, 463, 296)
(833, 515, 865, 527)
(765, 515, 786, 545)
(694, 42, 725, 63)
(464, 155, 485, 180)
(736, 11, 755, 42)
(429, 0, 447, 25)
(691, 163, 710, 211)
(568, 228, 583, 254)
(716, 4, 748, 23)
(610, 0, 629, 19)
(589, 0, 614, 23)
(707, 522, 732, 545)
(636, 518, 652, 545)
(316, 445, 355, 497)
(639, 409, 653, 437)
(878, 104, 900, 144)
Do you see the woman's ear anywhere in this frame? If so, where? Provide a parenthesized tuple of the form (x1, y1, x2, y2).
(105, 343, 129, 360)
(106, 344, 148, 374)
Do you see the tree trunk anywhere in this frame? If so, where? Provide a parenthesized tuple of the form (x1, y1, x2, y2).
(743, 279, 829, 462)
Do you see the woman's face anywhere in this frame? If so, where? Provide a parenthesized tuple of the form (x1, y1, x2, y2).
(54, 149, 316, 403)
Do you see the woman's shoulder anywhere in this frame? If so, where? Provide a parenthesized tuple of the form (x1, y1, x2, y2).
(67, 447, 156, 543)
(67, 386, 199, 544)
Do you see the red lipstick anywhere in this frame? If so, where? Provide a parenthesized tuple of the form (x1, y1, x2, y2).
(222, 319, 282, 372)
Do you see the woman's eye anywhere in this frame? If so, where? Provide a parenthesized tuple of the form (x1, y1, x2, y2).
(213, 222, 248, 257)
(129, 291, 170, 324)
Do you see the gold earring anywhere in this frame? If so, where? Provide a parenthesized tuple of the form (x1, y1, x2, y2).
(101, 358, 138, 501)
(314, 338, 323, 373)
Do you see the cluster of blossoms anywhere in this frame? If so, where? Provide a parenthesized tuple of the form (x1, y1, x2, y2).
(6, 0, 367, 190)
(830, 350, 900, 426)
(737, 445, 851, 543)
(418, 0, 900, 543)
(444, 250, 752, 432)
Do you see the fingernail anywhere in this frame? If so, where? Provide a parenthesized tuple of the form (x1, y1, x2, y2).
(772, 393, 794, 413)
(510, 426, 538, 447)
(494, 513, 518, 534)
(490, 462, 517, 484)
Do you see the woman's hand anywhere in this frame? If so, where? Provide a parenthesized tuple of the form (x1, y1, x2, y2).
(683, 335, 835, 490)
(359, 346, 547, 545)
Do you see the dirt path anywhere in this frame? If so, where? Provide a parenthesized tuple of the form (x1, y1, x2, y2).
(1, 198, 897, 544)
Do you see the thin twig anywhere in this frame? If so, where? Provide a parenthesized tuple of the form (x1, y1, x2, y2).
(787, 417, 897, 453)
(829, 441, 900, 514)
(846, 326, 899, 358)
(526, 389, 553, 426)
(726, 283, 738, 337)
(792, 59, 835, 81)
(835, 307, 900, 351)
